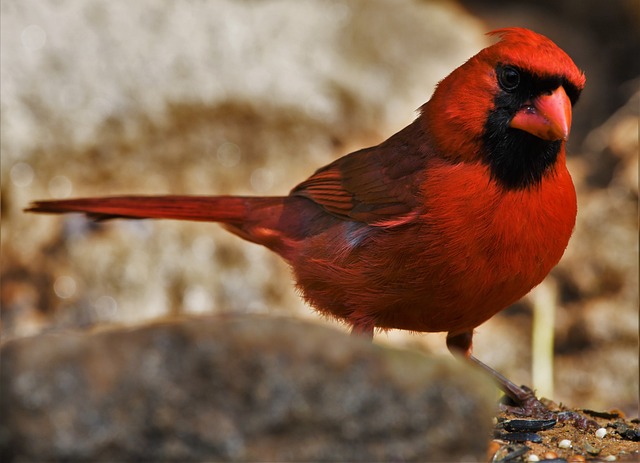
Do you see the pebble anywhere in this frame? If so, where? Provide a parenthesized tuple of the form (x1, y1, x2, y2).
(603, 455, 617, 461)
(595, 427, 607, 438)
(584, 441, 601, 455)
(543, 451, 558, 459)
(558, 439, 572, 449)
(527, 454, 540, 462)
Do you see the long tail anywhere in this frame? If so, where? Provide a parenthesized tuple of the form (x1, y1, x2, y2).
(26, 194, 322, 259)
(25, 195, 264, 223)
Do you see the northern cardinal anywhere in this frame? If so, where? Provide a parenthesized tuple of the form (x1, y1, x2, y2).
(27, 28, 586, 414)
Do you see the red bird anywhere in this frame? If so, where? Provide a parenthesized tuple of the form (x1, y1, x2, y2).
(27, 28, 586, 412)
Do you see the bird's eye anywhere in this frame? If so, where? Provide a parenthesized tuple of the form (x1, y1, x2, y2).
(498, 66, 520, 92)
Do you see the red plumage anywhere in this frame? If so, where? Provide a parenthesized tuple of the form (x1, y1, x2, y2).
(27, 28, 585, 379)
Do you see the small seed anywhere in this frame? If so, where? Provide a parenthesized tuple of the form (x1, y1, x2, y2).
(558, 439, 572, 449)
(503, 418, 557, 432)
(568, 455, 586, 462)
(487, 440, 501, 460)
(496, 431, 542, 443)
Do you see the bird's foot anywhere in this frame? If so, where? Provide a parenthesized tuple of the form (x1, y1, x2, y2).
(465, 355, 598, 429)
(445, 335, 599, 430)
(556, 410, 600, 430)
(498, 385, 599, 429)
(499, 385, 555, 419)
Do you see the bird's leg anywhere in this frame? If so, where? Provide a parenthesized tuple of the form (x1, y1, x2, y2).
(445, 331, 552, 418)
(446, 331, 598, 428)
(468, 354, 554, 419)
(350, 321, 375, 340)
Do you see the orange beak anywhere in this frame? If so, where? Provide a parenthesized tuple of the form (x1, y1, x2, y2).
(510, 86, 572, 141)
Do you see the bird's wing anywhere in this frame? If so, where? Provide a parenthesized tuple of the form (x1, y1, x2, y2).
(291, 139, 426, 227)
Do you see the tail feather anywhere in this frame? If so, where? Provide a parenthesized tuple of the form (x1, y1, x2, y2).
(26, 194, 322, 259)
(25, 195, 255, 223)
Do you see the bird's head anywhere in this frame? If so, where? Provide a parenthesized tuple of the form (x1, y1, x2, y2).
(422, 27, 586, 190)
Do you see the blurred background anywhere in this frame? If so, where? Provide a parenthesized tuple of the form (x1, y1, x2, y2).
(1, 0, 638, 414)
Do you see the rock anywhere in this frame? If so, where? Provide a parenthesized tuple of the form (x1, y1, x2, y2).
(1, 315, 495, 462)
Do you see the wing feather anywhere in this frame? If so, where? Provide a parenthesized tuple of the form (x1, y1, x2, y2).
(291, 123, 429, 226)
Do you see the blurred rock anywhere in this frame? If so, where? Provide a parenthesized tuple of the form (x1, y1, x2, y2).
(582, 89, 639, 192)
(1, 315, 494, 462)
